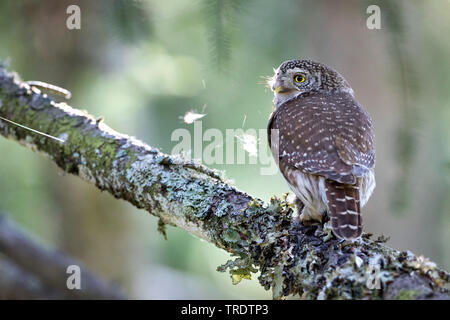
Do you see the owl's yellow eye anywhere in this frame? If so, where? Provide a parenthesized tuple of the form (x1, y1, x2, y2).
(294, 75, 305, 83)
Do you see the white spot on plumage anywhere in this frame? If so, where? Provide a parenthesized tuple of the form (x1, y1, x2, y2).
(340, 224, 358, 230)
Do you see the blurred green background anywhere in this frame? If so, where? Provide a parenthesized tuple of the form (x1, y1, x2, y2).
(0, 0, 449, 299)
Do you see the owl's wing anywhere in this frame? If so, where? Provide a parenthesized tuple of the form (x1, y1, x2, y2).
(268, 92, 375, 184)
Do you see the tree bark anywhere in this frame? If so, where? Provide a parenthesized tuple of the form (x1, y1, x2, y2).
(0, 63, 448, 300)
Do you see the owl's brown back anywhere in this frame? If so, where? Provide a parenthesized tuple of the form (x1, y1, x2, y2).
(268, 91, 374, 184)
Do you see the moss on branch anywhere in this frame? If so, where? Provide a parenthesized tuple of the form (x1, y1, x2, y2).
(0, 63, 448, 300)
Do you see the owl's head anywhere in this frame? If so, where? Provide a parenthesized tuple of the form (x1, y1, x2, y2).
(269, 59, 354, 108)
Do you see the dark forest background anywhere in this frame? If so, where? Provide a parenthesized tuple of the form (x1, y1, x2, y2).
(0, 0, 448, 298)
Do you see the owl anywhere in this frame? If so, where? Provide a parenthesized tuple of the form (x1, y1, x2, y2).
(267, 59, 375, 240)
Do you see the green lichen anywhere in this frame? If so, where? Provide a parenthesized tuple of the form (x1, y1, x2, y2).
(157, 218, 167, 240)
(395, 289, 419, 300)
(217, 256, 258, 285)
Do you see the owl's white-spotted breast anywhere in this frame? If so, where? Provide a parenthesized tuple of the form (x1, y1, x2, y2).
(267, 59, 375, 240)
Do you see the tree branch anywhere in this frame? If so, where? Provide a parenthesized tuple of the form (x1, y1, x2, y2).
(0, 255, 64, 299)
(0, 63, 448, 299)
(0, 214, 125, 299)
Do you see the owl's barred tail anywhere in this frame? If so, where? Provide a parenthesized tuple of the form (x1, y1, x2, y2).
(325, 180, 362, 240)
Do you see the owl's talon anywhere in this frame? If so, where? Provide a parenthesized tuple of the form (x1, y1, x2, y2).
(313, 224, 323, 236)
(319, 221, 334, 241)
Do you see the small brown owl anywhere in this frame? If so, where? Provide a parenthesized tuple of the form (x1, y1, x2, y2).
(267, 59, 375, 240)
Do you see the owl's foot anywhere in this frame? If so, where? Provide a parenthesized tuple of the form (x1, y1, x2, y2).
(313, 223, 324, 236)
(293, 197, 319, 225)
(299, 206, 324, 226)
(317, 221, 334, 241)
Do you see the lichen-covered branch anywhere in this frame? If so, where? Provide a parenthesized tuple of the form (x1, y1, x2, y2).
(0, 63, 448, 300)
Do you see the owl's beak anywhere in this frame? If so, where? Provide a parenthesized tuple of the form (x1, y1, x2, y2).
(273, 86, 283, 94)
(273, 85, 291, 94)
(272, 79, 289, 94)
